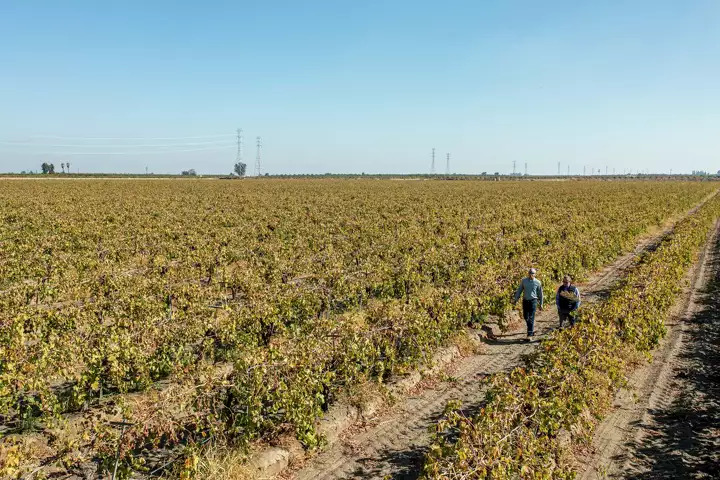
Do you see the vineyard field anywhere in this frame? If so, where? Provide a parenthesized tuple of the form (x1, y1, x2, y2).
(422, 186, 720, 480)
(0, 178, 716, 478)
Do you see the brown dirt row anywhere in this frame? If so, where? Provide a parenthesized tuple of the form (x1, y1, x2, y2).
(578, 220, 720, 479)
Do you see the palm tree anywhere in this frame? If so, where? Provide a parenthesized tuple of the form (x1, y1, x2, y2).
(61, 163, 65, 173)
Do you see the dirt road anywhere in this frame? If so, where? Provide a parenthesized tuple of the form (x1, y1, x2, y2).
(578, 221, 720, 480)
(287, 220, 688, 480)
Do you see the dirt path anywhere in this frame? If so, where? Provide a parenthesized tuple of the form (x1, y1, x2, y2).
(287, 217, 694, 480)
(578, 221, 720, 480)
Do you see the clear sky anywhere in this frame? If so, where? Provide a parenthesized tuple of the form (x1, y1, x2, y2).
(1, 1, 719, 175)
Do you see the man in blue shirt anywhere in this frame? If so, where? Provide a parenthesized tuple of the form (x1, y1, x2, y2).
(556, 275, 581, 327)
(513, 268, 543, 341)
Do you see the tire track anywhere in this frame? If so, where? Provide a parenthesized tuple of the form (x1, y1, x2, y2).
(577, 220, 720, 479)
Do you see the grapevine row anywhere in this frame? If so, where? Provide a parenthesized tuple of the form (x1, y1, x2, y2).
(0, 180, 714, 478)
(422, 192, 720, 479)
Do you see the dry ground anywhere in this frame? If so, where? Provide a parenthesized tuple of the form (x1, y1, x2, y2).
(579, 223, 720, 480)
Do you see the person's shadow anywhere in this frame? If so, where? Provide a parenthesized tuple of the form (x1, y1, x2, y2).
(482, 334, 530, 345)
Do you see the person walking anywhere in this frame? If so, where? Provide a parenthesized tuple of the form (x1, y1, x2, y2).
(556, 275, 581, 327)
(513, 268, 543, 341)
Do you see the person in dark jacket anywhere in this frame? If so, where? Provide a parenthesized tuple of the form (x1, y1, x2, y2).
(556, 275, 581, 327)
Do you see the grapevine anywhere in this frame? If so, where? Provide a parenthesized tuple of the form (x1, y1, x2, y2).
(0, 179, 715, 478)
(422, 191, 720, 479)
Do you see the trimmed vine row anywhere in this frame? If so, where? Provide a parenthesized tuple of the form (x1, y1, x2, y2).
(0, 179, 715, 478)
(422, 192, 720, 479)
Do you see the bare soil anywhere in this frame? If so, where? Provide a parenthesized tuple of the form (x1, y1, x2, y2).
(578, 221, 720, 480)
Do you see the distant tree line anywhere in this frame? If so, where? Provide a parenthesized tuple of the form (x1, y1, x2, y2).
(40, 162, 72, 174)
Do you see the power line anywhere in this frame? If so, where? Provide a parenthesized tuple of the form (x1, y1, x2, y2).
(25, 134, 234, 140)
(0, 145, 234, 155)
(0, 141, 236, 148)
(431, 148, 435, 174)
(446, 153, 450, 175)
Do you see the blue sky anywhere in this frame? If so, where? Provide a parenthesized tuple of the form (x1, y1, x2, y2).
(1, 1, 718, 175)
